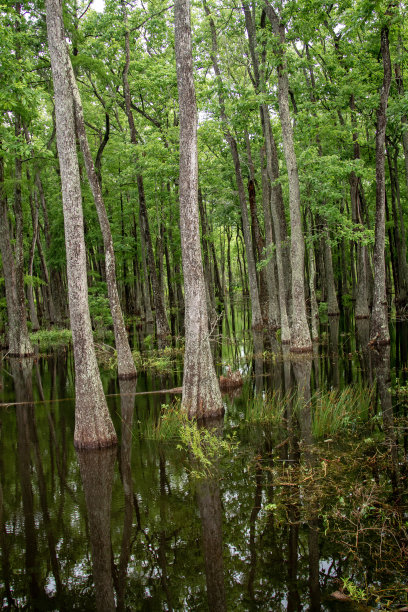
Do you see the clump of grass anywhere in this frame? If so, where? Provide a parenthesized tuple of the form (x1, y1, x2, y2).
(30, 328, 72, 350)
(243, 390, 292, 426)
(243, 385, 374, 439)
(146, 401, 239, 478)
(312, 385, 373, 439)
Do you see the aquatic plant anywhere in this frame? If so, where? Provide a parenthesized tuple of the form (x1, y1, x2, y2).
(146, 401, 239, 478)
(243, 385, 374, 439)
(243, 390, 289, 426)
(312, 385, 373, 438)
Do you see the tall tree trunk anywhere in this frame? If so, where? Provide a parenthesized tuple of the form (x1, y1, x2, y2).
(307, 210, 319, 342)
(243, 2, 291, 333)
(67, 58, 136, 379)
(27, 189, 40, 331)
(45, 0, 116, 448)
(261, 107, 291, 342)
(387, 143, 408, 309)
(264, 1, 311, 352)
(0, 152, 33, 356)
(121, 0, 170, 341)
(175, 0, 223, 418)
(260, 147, 280, 330)
(395, 58, 408, 193)
(371, 25, 391, 345)
(203, 0, 263, 330)
(35, 174, 58, 323)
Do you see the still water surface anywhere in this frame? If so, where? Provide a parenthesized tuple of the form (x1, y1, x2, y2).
(0, 318, 407, 610)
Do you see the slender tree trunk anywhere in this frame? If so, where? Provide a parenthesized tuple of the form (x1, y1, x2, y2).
(45, 0, 116, 448)
(27, 190, 40, 331)
(121, 0, 170, 340)
(175, 0, 223, 418)
(371, 25, 391, 345)
(67, 59, 136, 379)
(261, 107, 291, 342)
(35, 174, 58, 323)
(260, 147, 280, 330)
(307, 211, 319, 342)
(387, 143, 408, 309)
(395, 59, 408, 193)
(203, 0, 263, 330)
(0, 151, 33, 356)
(264, 1, 311, 352)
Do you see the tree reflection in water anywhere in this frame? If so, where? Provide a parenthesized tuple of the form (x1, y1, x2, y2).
(77, 446, 116, 612)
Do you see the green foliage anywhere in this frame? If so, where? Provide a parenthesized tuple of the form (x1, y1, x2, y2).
(147, 401, 239, 479)
(341, 577, 368, 603)
(88, 284, 112, 332)
(30, 328, 72, 350)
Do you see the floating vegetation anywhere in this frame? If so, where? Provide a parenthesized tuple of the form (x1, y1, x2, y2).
(252, 428, 408, 609)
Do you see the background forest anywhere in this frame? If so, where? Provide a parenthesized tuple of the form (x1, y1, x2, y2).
(1, 0, 407, 353)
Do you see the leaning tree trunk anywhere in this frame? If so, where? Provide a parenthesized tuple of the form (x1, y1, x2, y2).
(45, 0, 116, 449)
(0, 152, 33, 356)
(264, 1, 311, 353)
(175, 0, 223, 419)
(371, 25, 391, 345)
(67, 59, 136, 380)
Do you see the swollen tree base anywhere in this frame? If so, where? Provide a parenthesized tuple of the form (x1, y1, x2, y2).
(118, 371, 138, 381)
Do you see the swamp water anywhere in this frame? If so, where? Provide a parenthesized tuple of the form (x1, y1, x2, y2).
(0, 317, 407, 611)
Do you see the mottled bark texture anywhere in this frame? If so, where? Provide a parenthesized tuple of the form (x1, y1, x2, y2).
(175, 0, 223, 418)
(371, 25, 391, 345)
(45, 0, 117, 448)
(67, 60, 136, 380)
(203, 0, 263, 330)
(0, 153, 33, 356)
(243, 3, 288, 333)
(261, 107, 291, 342)
(264, 1, 312, 353)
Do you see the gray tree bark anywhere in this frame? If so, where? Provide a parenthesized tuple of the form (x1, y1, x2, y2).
(371, 25, 391, 345)
(0, 152, 33, 356)
(67, 59, 136, 379)
(264, 1, 312, 353)
(175, 0, 223, 418)
(45, 0, 117, 448)
(203, 0, 263, 330)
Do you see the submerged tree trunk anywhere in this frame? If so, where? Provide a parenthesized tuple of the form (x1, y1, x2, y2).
(371, 25, 391, 345)
(45, 0, 117, 448)
(175, 0, 223, 418)
(68, 59, 136, 380)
